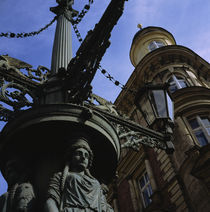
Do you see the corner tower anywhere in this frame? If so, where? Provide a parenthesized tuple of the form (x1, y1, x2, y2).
(113, 26, 210, 211)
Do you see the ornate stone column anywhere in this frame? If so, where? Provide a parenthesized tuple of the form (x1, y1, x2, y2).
(39, 1, 77, 104)
(51, 14, 72, 74)
(50, 0, 76, 74)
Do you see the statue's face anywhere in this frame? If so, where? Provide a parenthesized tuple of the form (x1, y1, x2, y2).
(71, 147, 89, 172)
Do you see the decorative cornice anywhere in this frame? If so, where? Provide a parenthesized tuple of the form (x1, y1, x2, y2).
(173, 86, 210, 117)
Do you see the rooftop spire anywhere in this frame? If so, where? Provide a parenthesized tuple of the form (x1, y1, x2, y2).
(137, 23, 143, 29)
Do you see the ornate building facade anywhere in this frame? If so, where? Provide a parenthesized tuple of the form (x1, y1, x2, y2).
(108, 26, 210, 212)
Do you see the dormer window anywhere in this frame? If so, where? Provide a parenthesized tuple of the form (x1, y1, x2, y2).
(168, 75, 188, 93)
(148, 41, 165, 51)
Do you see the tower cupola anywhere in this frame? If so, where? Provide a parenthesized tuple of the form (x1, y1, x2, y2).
(130, 26, 176, 67)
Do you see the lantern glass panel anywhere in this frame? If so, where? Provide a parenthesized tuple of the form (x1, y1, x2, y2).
(151, 90, 167, 118)
(140, 95, 155, 124)
(167, 93, 174, 121)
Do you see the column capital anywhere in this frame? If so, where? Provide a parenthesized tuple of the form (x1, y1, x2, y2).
(50, 0, 78, 21)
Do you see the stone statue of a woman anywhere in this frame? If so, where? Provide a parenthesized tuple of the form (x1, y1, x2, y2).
(44, 134, 114, 212)
(0, 160, 36, 212)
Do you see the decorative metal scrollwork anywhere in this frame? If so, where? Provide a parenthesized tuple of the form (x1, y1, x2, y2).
(0, 55, 52, 121)
(0, 55, 50, 84)
(88, 93, 167, 151)
(26, 66, 50, 83)
(89, 93, 119, 116)
(0, 104, 13, 121)
(0, 80, 34, 110)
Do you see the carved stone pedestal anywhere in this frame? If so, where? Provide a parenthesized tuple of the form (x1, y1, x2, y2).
(0, 104, 120, 211)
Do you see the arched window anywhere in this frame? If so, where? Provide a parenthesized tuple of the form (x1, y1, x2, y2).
(188, 116, 210, 146)
(168, 75, 188, 93)
(148, 41, 165, 51)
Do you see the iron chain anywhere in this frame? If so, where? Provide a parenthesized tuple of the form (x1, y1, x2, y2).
(71, 0, 94, 43)
(0, 17, 57, 38)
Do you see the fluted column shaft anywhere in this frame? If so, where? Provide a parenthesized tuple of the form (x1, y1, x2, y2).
(51, 14, 72, 74)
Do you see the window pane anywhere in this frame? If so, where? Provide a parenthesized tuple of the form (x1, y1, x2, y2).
(148, 41, 165, 51)
(148, 42, 156, 51)
(195, 130, 208, 146)
(169, 84, 178, 93)
(156, 41, 165, 48)
(151, 90, 167, 117)
(201, 117, 210, 126)
(179, 80, 188, 88)
(145, 172, 149, 182)
(167, 93, 174, 121)
(143, 189, 152, 207)
(206, 128, 210, 136)
(189, 119, 199, 129)
(140, 177, 145, 188)
(148, 184, 153, 196)
(168, 75, 188, 93)
(140, 97, 155, 124)
(139, 172, 153, 208)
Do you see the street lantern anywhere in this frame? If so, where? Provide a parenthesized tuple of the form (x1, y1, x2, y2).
(135, 83, 174, 134)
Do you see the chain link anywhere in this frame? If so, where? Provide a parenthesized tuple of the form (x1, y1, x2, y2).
(0, 0, 134, 94)
(73, 1, 93, 25)
(72, 24, 136, 94)
(0, 16, 57, 38)
(69, 1, 133, 93)
(71, 0, 94, 43)
(99, 66, 137, 94)
(98, 65, 125, 89)
(72, 24, 83, 42)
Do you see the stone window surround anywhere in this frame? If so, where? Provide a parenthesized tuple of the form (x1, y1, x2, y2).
(151, 65, 202, 88)
(148, 40, 165, 52)
(138, 169, 153, 208)
(187, 115, 210, 147)
(168, 74, 189, 93)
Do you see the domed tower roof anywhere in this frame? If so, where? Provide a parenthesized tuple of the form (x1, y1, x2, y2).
(130, 26, 176, 67)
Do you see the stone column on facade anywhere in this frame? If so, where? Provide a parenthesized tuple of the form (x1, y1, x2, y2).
(128, 179, 139, 211)
(173, 116, 196, 171)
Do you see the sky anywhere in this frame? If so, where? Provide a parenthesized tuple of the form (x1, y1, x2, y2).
(0, 0, 210, 195)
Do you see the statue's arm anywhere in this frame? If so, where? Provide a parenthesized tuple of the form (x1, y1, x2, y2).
(44, 198, 59, 212)
(45, 172, 62, 212)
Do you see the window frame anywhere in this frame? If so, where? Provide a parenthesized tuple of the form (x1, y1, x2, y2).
(138, 171, 153, 208)
(148, 40, 165, 52)
(188, 115, 210, 146)
(168, 74, 189, 93)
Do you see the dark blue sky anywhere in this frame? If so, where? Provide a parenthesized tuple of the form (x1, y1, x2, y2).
(1, 0, 210, 195)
